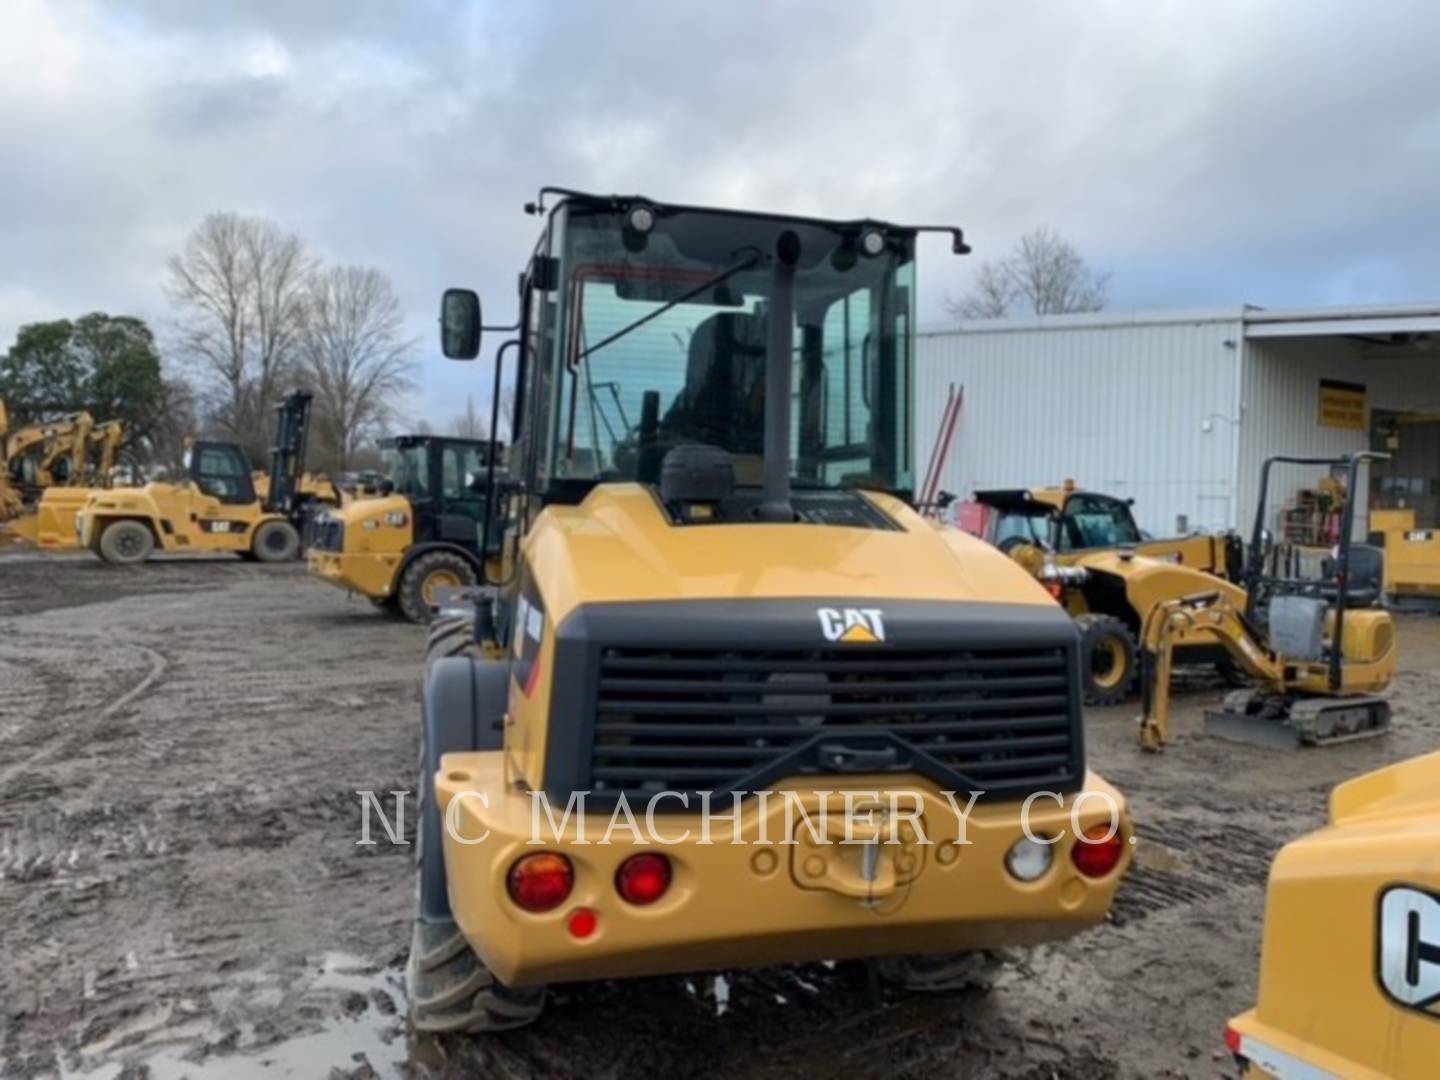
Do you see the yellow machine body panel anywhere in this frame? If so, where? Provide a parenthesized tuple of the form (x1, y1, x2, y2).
(1230, 752, 1440, 1078)
(307, 494, 416, 599)
(76, 482, 282, 554)
(1371, 508, 1440, 598)
(436, 758, 1130, 987)
(4, 486, 99, 549)
(526, 486, 1050, 621)
(504, 485, 1059, 792)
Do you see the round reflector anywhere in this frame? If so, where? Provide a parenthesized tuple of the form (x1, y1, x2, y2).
(615, 852, 672, 905)
(1004, 836, 1055, 882)
(1070, 825, 1124, 878)
(507, 852, 574, 912)
(567, 908, 598, 939)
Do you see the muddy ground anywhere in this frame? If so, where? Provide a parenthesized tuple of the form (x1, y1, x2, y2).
(1, 550, 1437, 1079)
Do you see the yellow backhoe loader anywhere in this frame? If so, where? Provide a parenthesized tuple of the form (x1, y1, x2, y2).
(74, 390, 336, 563)
(307, 434, 502, 622)
(1134, 452, 1395, 751)
(6, 417, 132, 548)
(405, 188, 1132, 1033)
(974, 485, 1241, 704)
(1224, 751, 1440, 1076)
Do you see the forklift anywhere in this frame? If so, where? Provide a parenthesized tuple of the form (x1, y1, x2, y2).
(404, 188, 1133, 1032)
(307, 433, 503, 622)
(74, 390, 337, 563)
(1134, 452, 1395, 750)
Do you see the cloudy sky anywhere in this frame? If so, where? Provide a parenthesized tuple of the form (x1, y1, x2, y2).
(5, 0, 1440, 426)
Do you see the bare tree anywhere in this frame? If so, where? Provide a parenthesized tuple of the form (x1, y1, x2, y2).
(947, 226, 1109, 320)
(165, 213, 313, 462)
(301, 265, 417, 472)
(450, 394, 486, 439)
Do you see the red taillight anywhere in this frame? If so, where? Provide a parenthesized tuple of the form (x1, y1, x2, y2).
(1223, 1026, 1243, 1057)
(1070, 825, 1124, 878)
(1045, 583, 1065, 601)
(567, 907, 598, 939)
(507, 852, 574, 912)
(615, 853, 672, 905)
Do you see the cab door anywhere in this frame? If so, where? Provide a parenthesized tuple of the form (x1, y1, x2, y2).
(188, 443, 256, 506)
(435, 441, 492, 553)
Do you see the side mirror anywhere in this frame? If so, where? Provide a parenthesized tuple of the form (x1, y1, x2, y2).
(440, 288, 482, 360)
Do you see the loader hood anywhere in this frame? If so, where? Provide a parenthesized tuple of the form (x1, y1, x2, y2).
(524, 483, 1055, 621)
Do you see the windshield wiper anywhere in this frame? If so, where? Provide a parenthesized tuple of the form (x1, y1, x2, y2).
(571, 248, 762, 366)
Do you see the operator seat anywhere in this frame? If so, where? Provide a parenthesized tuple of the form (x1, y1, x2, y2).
(1320, 543, 1385, 607)
(663, 311, 768, 455)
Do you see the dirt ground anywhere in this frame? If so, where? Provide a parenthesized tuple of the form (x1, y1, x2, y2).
(1, 550, 1437, 1079)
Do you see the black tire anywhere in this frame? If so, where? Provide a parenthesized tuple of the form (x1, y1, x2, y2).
(1075, 613, 1139, 706)
(252, 520, 301, 563)
(398, 551, 479, 625)
(408, 622, 540, 1031)
(98, 520, 155, 565)
(426, 613, 477, 662)
(874, 950, 1004, 993)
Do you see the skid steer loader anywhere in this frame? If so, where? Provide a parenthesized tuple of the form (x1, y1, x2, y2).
(1225, 751, 1440, 1077)
(973, 485, 1241, 704)
(73, 390, 337, 563)
(1135, 452, 1395, 751)
(407, 188, 1133, 1033)
(307, 434, 503, 622)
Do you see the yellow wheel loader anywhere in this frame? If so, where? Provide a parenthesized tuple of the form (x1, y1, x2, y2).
(1225, 751, 1440, 1077)
(407, 188, 1132, 1033)
(74, 390, 336, 564)
(1135, 452, 1396, 751)
(307, 434, 503, 623)
(973, 486, 1242, 704)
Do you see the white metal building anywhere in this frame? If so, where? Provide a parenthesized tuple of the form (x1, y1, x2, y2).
(914, 303, 1440, 538)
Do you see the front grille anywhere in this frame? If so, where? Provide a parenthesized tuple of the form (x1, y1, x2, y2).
(308, 516, 344, 551)
(587, 644, 1080, 802)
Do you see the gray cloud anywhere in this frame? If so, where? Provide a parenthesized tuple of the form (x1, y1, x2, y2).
(5, 0, 1440, 424)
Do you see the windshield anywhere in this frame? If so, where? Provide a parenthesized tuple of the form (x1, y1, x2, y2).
(382, 444, 429, 499)
(545, 206, 915, 493)
(1059, 494, 1144, 550)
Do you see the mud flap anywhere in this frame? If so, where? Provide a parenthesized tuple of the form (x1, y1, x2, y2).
(418, 656, 508, 922)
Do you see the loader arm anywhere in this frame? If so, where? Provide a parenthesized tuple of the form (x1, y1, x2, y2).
(89, 421, 125, 486)
(1136, 590, 1280, 751)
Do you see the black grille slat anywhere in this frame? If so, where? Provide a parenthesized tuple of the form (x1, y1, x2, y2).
(598, 674, 1067, 695)
(591, 715, 1072, 739)
(599, 654, 1062, 675)
(597, 695, 1069, 718)
(585, 642, 1081, 802)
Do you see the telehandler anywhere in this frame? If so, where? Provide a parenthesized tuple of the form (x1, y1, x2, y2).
(1133, 452, 1395, 751)
(74, 390, 336, 563)
(307, 434, 502, 622)
(408, 188, 1132, 1032)
(1225, 751, 1440, 1076)
(973, 484, 1241, 704)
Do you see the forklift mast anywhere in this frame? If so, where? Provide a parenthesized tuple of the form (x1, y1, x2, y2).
(265, 390, 315, 516)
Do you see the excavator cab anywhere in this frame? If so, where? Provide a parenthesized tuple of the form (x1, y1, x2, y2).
(1136, 451, 1396, 750)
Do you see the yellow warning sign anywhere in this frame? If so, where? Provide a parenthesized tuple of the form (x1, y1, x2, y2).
(1319, 379, 1366, 430)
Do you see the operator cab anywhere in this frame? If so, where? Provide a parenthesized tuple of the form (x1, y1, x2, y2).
(187, 442, 255, 506)
(977, 488, 1144, 554)
(440, 189, 969, 537)
(380, 435, 505, 551)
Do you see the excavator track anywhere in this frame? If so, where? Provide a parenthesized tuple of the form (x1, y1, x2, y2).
(1204, 692, 1390, 749)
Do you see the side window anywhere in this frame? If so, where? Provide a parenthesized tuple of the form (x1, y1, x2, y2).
(197, 448, 246, 476)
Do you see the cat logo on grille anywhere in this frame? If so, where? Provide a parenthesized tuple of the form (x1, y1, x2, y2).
(1379, 885, 1440, 1016)
(817, 607, 886, 644)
